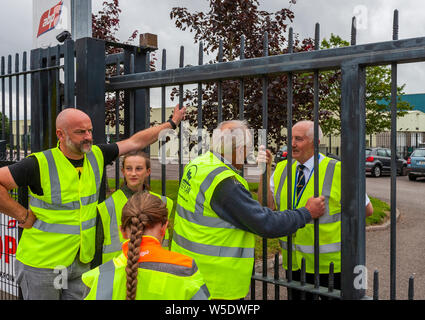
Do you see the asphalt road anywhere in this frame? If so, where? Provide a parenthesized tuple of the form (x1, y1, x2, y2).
(365, 174, 425, 300)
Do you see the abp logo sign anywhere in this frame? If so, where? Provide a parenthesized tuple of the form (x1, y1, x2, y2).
(37, 1, 64, 38)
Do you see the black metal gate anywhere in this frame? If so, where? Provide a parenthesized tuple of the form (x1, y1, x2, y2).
(0, 9, 421, 300)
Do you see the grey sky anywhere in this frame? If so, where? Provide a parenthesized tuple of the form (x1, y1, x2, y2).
(1, 0, 425, 101)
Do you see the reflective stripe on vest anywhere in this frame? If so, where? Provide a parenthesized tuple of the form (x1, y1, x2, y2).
(191, 284, 210, 300)
(276, 158, 340, 224)
(176, 204, 236, 229)
(194, 166, 228, 215)
(102, 196, 125, 254)
(33, 217, 96, 235)
(173, 231, 254, 259)
(94, 258, 210, 300)
(279, 240, 341, 254)
(96, 260, 115, 300)
(29, 149, 101, 233)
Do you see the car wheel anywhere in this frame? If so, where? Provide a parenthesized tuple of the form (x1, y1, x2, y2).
(408, 174, 417, 181)
(401, 166, 407, 176)
(372, 165, 382, 177)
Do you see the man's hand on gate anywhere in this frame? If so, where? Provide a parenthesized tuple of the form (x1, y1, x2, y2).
(305, 196, 325, 220)
(171, 104, 187, 127)
(256, 145, 273, 166)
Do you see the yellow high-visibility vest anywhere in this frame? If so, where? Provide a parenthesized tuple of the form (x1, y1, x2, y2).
(273, 155, 341, 273)
(98, 189, 174, 263)
(171, 151, 255, 300)
(16, 146, 104, 268)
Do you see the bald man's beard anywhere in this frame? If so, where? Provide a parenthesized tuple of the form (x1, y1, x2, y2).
(65, 135, 93, 154)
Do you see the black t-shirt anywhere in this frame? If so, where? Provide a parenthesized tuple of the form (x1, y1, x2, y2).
(8, 143, 119, 196)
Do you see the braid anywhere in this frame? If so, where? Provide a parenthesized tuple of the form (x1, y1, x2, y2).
(121, 191, 168, 300)
(125, 215, 144, 300)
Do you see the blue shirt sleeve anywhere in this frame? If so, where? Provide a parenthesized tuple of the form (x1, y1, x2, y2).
(210, 177, 312, 238)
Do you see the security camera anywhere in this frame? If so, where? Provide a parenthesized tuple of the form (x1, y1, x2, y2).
(56, 30, 72, 43)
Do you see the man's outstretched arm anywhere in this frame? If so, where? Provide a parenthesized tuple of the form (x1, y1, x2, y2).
(116, 104, 186, 156)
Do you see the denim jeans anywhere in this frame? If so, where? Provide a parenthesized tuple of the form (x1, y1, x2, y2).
(15, 254, 91, 300)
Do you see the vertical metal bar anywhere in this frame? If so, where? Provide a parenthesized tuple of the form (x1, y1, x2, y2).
(239, 35, 245, 121)
(144, 52, 151, 159)
(328, 262, 334, 294)
(55, 45, 61, 119)
(390, 9, 399, 301)
(217, 40, 223, 124)
(23, 52, 28, 157)
(286, 27, 294, 300)
(408, 275, 414, 300)
(1, 56, 5, 142)
(351, 17, 357, 46)
(313, 23, 320, 299)
(239, 36, 245, 179)
(197, 42, 203, 156)
(8, 55, 13, 160)
(161, 49, 167, 197)
(64, 39, 75, 108)
(15, 53, 20, 160)
(250, 268, 256, 300)
(373, 270, 379, 300)
(129, 53, 135, 136)
(47, 48, 52, 148)
(115, 59, 120, 191)
(340, 61, 366, 300)
(261, 31, 269, 301)
(300, 257, 306, 300)
(274, 253, 280, 300)
(178, 46, 184, 182)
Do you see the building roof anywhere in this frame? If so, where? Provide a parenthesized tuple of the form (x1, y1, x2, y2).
(378, 93, 425, 113)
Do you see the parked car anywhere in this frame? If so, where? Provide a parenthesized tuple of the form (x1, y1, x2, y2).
(275, 146, 288, 164)
(365, 148, 407, 177)
(274, 145, 341, 164)
(407, 148, 425, 181)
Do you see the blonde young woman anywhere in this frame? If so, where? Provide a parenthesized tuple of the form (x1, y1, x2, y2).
(83, 192, 210, 300)
(97, 151, 173, 263)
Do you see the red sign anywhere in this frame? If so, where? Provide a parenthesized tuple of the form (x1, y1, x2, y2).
(37, 1, 64, 38)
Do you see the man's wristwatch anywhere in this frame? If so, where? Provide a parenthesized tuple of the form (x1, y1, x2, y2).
(168, 118, 177, 130)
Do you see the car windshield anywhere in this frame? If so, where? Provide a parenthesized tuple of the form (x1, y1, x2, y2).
(365, 149, 371, 156)
(412, 149, 425, 157)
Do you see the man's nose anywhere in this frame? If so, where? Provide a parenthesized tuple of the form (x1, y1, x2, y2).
(84, 130, 92, 140)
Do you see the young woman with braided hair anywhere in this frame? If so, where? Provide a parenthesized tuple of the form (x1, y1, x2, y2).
(82, 191, 210, 300)
(97, 151, 174, 264)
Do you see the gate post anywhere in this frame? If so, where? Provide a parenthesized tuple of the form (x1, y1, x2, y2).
(123, 46, 155, 154)
(75, 37, 106, 269)
(30, 48, 48, 153)
(75, 37, 106, 146)
(340, 62, 367, 300)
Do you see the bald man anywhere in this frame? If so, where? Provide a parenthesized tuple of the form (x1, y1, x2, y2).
(0, 105, 185, 300)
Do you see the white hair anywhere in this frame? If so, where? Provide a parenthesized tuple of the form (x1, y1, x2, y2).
(211, 120, 253, 163)
(294, 120, 323, 142)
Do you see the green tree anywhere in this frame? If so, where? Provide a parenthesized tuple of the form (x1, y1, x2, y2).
(170, 0, 335, 152)
(0, 112, 9, 139)
(320, 34, 412, 136)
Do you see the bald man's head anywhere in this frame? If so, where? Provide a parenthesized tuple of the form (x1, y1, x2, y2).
(56, 108, 93, 158)
(56, 108, 91, 132)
